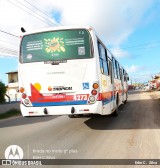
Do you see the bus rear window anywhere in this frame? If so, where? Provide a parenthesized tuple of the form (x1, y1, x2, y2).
(20, 29, 92, 63)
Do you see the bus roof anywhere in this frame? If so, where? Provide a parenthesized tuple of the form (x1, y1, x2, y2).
(20, 26, 94, 36)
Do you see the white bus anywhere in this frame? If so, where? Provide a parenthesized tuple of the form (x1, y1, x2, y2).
(18, 26, 129, 117)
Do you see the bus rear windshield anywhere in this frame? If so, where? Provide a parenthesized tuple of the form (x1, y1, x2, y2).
(20, 29, 92, 63)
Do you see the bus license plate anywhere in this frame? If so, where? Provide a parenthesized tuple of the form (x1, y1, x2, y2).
(52, 94, 66, 100)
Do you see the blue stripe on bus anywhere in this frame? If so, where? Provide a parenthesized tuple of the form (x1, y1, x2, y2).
(31, 96, 116, 107)
(32, 100, 88, 107)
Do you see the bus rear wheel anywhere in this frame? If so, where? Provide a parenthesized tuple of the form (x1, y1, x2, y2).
(112, 97, 119, 117)
(124, 93, 128, 104)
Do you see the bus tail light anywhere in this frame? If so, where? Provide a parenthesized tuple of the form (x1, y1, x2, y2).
(91, 89, 97, 95)
(20, 87, 25, 93)
(88, 82, 99, 104)
(22, 93, 27, 99)
(93, 83, 99, 89)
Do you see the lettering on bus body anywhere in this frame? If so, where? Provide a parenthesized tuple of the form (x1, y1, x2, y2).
(52, 86, 73, 91)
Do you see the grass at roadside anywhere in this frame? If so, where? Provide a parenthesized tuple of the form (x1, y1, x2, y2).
(0, 108, 21, 120)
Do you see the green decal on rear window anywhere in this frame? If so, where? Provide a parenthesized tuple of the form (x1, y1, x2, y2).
(20, 29, 92, 63)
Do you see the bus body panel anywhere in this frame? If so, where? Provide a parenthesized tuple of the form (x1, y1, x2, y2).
(19, 59, 97, 96)
(114, 78, 123, 105)
(18, 26, 129, 117)
(123, 69, 129, 102)
(19, 57, 100, 109)
(20, 101, 102, 116)
(99, 74, 114, 115)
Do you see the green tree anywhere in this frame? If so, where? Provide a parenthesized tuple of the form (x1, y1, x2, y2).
(0, 82, 6, 103)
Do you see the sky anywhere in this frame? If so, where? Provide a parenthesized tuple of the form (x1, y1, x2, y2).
(0, 0, 160, 85)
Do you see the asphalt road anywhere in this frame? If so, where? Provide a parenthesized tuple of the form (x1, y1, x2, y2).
(0, 91, 160, 167)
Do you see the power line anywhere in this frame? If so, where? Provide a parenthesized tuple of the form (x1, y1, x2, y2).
(23, 0, 61, 26)
(14, 0, 59, 26)
(0, 46, 18, 54)
(0, 52, 17, 55)
(7, 0, 59, 27)
(0, 29, 19, 38)
(121, 41, 160, 50)
(0, 52, 17, 56)
(0, 39, 18, 46)
(130, 75, 152, 77)
(0, 43, 18, 56)
(0, 45, 17, 51)
(0, 30, 19, 56)
(0, 52, 18, 57)
(7, 0, 53, 27)
(7, 0, 54, 27)
(113, 45, 160, 52)
(0, 51, 18, 56)
(113, 41, 160, 52)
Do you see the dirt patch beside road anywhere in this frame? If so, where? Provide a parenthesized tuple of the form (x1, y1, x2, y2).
(150, 91, 160, 102)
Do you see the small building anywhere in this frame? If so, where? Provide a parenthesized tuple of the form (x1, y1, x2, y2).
(5, 71, 20, 102)
(149, 72, 160, 91)
(154, 73, 160, 91)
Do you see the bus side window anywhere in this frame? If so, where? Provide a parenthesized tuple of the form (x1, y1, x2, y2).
(98, 41, 109, 75)
(123, 70, 128, 82)
(120, 68, 122, 81)
(123, 69, 127, 82)
(120, 68, 124, 86)
(113, 58, 118, 79)
(113, 58, 121, 79)
(124, 75, 126, 82)
(108, 60, 113, 84)
(116, 61, 120, 80)
(99, 59, 104, 73)
(98, 42, 104, 73)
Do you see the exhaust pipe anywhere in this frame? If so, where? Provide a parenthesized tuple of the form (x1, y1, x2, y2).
(44, 108, 48, 115)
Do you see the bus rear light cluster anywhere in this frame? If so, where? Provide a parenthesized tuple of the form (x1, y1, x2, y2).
(89, 96, 95, 102)
(21, 92, 31, 106)
(20, 87, 25, 93)
(93, 83, 99, 89)
(24, 99, 30, 105)
(89, 82, 99, 103)
(91, 83, 99, 95)
(22, 93, 27, 99)
(91, 89, 97, 95)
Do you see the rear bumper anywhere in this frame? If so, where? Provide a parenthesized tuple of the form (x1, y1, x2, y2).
(20, 101, 102, 117)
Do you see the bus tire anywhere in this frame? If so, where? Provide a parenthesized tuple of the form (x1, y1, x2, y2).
(124, 93, 128, 104)
(112, 96, 119, 117)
